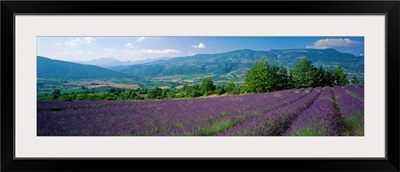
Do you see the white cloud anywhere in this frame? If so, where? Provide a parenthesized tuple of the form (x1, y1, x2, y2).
(125, 43, 135, 49)
(64, 40, 78, 47)
(82, 37, 96, 44)
(104, 48, 116, 52)
(136, 37, 145, 42)
(118, 49, 182, 61)
(124, 49, 181, 56)
(143, 49, 180, 55)
(191, 43, 206, 49)
(306, 38, 361, 49)
(64, 37, 96, 47)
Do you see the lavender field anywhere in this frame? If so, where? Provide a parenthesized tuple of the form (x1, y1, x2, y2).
(37, 85, 364, 136)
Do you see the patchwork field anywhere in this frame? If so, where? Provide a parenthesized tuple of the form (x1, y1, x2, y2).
(37, 85, 364, 136)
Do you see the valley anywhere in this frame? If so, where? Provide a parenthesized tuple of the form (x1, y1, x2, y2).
(35, 36, 365, 137)
(37, 48, 364, 98)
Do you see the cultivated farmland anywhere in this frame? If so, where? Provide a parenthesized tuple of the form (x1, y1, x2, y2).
(37, 85, 364, 136)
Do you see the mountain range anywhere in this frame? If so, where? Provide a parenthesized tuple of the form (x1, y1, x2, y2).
(75, 57, 177, 67)
(74, 58, 135, 67)
(110, 48, 364, 80)
(37, 56, 130, 80)
(37, 48, 364, 82)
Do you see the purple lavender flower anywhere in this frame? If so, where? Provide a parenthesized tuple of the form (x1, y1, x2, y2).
(37, 85, 363, 136)
(285, 87, 339, 136)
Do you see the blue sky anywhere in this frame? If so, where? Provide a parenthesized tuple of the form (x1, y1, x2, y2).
(37, 36, 364, 62)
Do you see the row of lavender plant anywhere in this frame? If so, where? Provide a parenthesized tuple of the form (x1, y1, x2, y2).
(158, 89, 306, 136)
(333, 86, 364, 136)
(217, 87, 321, 136)
(38, 85, 364, 136)
(343, 84, 364, 101)
(285, 86, 340, 136)
(38, 89, 295, 136)
(39, 98, 246, 136)
(333, 86, 364, 120)
(137, 89, 298, 136)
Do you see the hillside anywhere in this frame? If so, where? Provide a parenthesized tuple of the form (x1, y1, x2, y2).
(37, 56, 132, 80)
(74, 57, 135, 67)
(76, 57, 178, 68)
(38, 85, 364, 136)
(113, 49, 364, 81)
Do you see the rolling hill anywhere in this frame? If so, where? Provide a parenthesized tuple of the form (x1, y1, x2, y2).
(37, 56, 132, 80)
(38, 48, 364, 83)
(74, 57, 135, 67)
(75, 57, 178, 68)
(111, 49, 364, 81)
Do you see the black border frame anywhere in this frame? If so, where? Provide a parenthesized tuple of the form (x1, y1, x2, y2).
(1, 1, 399, 171)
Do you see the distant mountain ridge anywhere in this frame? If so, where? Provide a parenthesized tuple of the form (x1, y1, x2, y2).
(75, 57, 177, 68)
(37, 56, 131, 80)
(38, 48, 364, 82)
(75, 57, 135, 67)
(110, 49, 364, 81)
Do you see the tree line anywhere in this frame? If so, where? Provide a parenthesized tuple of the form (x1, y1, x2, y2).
(41, 58, 360, 101)
(245, 57, 358, 93)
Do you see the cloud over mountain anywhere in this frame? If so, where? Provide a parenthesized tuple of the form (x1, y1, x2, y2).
(306, 38, 361, 49)
(191, 43, 206, 49)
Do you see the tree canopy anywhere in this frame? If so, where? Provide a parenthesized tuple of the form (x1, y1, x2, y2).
(199, 76, 216, 96)
(290, 58, 318, 88)
(245, 57, 289, 93)
(40, 58, 353, 101)
(245, 58, 350, 93)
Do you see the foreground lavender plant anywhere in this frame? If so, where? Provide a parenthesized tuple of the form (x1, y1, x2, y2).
(38, 91, 290, 136)
(37, 86, 364, 136)
(333, 86, 364, 120)
(343, 84, 364, 101)
(285, 87, 339, 136)
(217, 88, 321, 136)
(333, 86, 364, 136)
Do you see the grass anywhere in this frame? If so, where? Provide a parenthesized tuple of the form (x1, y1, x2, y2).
(331, 86, 364, 136)
(200, 120, 236, 136)
(37, 86, 120, 98)
(174, 123, 183, 129)
(343, 113, 364, 136)
(332, 88, 351, 136)
(291, 128, 329, 136)
(344, 90, 364, 102)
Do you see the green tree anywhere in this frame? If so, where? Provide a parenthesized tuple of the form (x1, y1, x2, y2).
(109, 88, 116, 93)
(290, 58, 318, 88)
(166, 90, 176, 98)
(245, 57, 289, 93)
(60, 95, 74, 101)
(245, 57, 270, 93)
(215, 85, 226, 95)
(189, 90, 201, 98)
(199, 76, 216, 96)
(224, 80, 236, 94)
(323, 69, 335, 86)
(271, 64, 289, 90)
(130, 91, 138, 99)
(313, 67, 325, 87)
(332, 66, 350, 86)
(352, 75, 360, 84)
(146, 87, 162, 99)
(52, 89, 61, 100)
